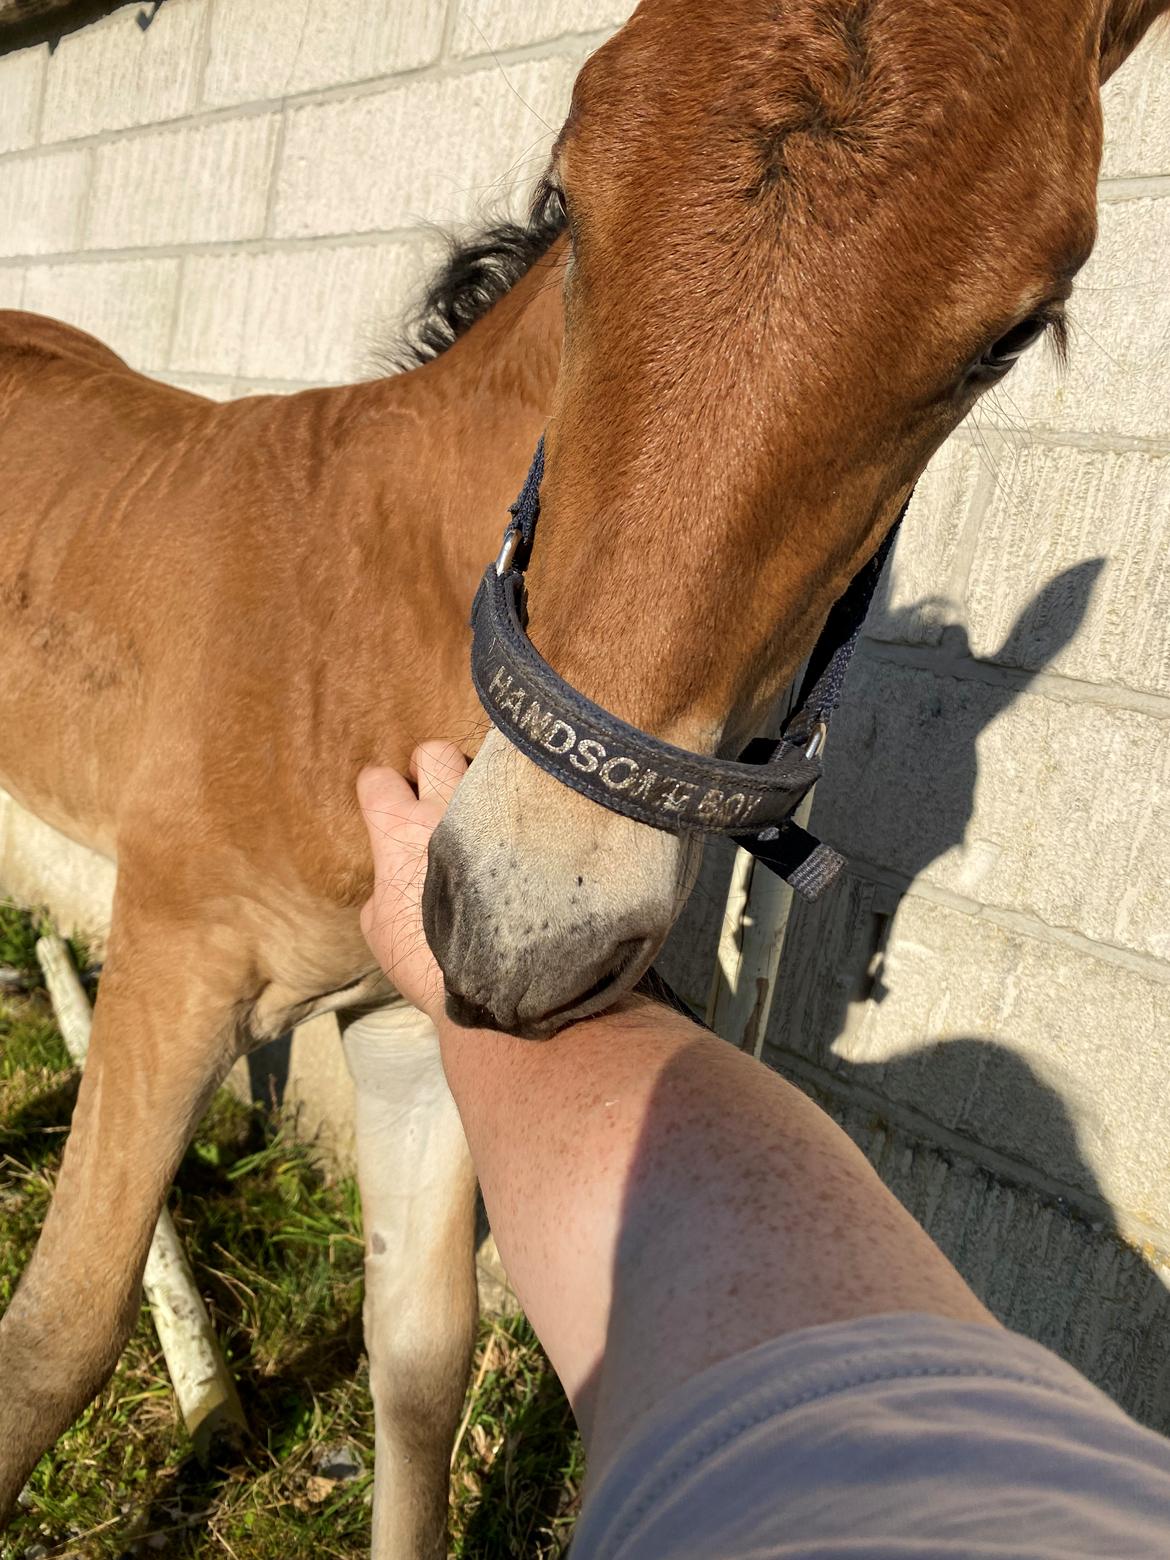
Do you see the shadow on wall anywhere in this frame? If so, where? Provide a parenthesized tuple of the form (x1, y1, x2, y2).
(858, 554, 1105, 924)
(766, 559, 1170, 1434)
(0, 0, 158, 55)
(795, 1037, 1170, 1433)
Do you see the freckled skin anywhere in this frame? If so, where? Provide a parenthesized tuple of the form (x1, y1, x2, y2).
(430, 991, 993, 1471)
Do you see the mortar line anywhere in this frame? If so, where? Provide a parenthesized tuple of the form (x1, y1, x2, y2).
(767, 1047, 1170, 1262)
(191, 0, 217, 112)
(1098, 173, 1170, 201)
(950, 424, 1170, 457)
(30, 36, 49, 147)
(838, 851, 1170, 984)
(439, 0, 461, 63)
(0, 227, 432, 268)
(162, 252, 187, 368)
(0, 30, 608, 168)
(261, 104, 291, 238)
(856, 636, 1170, 720)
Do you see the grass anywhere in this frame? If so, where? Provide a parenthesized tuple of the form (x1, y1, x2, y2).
(0, 904, 581, 1559)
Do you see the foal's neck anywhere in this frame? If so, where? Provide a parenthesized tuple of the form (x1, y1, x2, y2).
(304, 238, 568, 768)
(382, 236, 565, 558)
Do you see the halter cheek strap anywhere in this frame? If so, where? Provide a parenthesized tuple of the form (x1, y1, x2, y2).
(470, 436, 905, 902)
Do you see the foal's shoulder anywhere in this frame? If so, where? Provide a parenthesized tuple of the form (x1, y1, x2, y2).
(0, 309, 131, 374)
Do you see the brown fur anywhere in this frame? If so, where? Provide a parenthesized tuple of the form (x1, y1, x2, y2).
(0, 2, 1165, 1552)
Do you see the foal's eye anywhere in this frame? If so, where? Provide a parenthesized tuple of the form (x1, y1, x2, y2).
(978, 314, 1051, 373)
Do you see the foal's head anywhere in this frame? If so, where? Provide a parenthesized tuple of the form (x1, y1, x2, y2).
(425, 0, 1152, 1036)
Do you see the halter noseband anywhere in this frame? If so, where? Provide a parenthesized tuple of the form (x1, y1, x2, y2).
(470, 436, 903, 902)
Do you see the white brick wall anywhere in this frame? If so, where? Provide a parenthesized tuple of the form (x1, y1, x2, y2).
(0, 44, 44, 154)
(23, 255, 181, 368)
(0, 0, 1167, 1430)
(40, 0, 208, 142)
(1005, 196, 1170, 439)
(202, 0, 446, 106)
(0, 0, 589, 391)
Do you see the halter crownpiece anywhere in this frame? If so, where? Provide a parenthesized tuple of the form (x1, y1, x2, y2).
(470, 435, 904, 902)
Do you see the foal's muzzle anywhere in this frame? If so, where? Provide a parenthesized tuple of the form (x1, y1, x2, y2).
(422, 810, 664, 1036)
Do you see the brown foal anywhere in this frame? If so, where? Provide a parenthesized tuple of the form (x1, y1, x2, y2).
(0, 1, 1165, 1554)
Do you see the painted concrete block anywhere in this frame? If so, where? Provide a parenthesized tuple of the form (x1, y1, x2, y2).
(807, 657, 1170, 961)
(157, 371, 237, 399)
(40, 0, 207, 144)
(0, 147, 90, 258)
(273, 56, 579, 238)
(450, 0, 635, 56)
(797, 1073, 1170, 1433)
(85, 113, 280, 251)
(170, 238, 436, 382)
(168, 250, 253, 376)
(768, 885, 1170, 1228)
(22, 256, 181, 370)
(1004, 196, 1170, 439)
(0, 786, 114, 951)
(203, 0, 443, 107)
(865, 438, 985, 649)
(964, 444, 1170, 698)
(232, 380, 310, 397)
(1101, 30, 1170, 181)
(0, 44, 45, 155)
(0, 268, 25, 310)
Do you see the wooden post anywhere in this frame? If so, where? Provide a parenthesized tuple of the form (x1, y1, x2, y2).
(706, 794, 813, 1057)
(35, 934, 247, 1455)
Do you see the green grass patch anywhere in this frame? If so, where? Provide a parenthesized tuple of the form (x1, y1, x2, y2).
(0, 908, 581, 1557)
(0, 900, 89, 987)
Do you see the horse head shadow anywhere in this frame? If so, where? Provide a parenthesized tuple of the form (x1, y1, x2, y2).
(820, 1035, 1170, 1433)
(768, 557, 1170, 1431)
(861, 554, 1105, 896)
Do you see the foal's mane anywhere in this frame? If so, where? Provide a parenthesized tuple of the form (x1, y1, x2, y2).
(394, 181, 566, 370)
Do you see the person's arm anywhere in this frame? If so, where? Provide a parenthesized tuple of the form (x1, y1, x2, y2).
(358, 746, 994, 1475)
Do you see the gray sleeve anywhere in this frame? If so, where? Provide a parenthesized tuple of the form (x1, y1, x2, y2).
(571, 1312, 1170, 1559)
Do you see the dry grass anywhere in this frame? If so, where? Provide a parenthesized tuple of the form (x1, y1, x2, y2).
(0, 905, 581, 1559)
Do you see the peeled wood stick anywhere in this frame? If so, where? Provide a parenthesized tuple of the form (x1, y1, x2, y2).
(35, 933, 247, 1454)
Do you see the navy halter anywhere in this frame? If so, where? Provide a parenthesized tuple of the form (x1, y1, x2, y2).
(470, 437, 904, 901)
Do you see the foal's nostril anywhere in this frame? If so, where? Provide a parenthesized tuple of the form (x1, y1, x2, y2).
(421, 841, 457, 971)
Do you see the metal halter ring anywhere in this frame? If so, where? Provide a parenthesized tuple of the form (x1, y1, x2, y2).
(804, 721, 829, 761)
(495, 527, 522, 577)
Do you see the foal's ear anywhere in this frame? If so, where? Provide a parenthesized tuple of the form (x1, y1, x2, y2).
(1099, 0, 1168, 83)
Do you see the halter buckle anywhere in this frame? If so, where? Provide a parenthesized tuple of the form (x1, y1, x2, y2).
(495, 527, 523, 577)
(804, 720, 829, 761)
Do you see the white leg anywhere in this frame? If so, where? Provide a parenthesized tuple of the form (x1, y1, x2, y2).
(341, 1005, 478, 1560)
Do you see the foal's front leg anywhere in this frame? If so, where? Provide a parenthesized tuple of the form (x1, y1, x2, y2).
(0, 882, 251, 1519)
(341, 1005, 478, 1560)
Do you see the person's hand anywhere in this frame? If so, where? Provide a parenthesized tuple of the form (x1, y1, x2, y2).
(357, 741, 468, 1023)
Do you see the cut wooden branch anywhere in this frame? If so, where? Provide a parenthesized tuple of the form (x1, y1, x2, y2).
(35, 933, 247, 1455)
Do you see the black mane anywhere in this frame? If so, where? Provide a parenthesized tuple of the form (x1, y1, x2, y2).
(394, 181, 566, 369)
